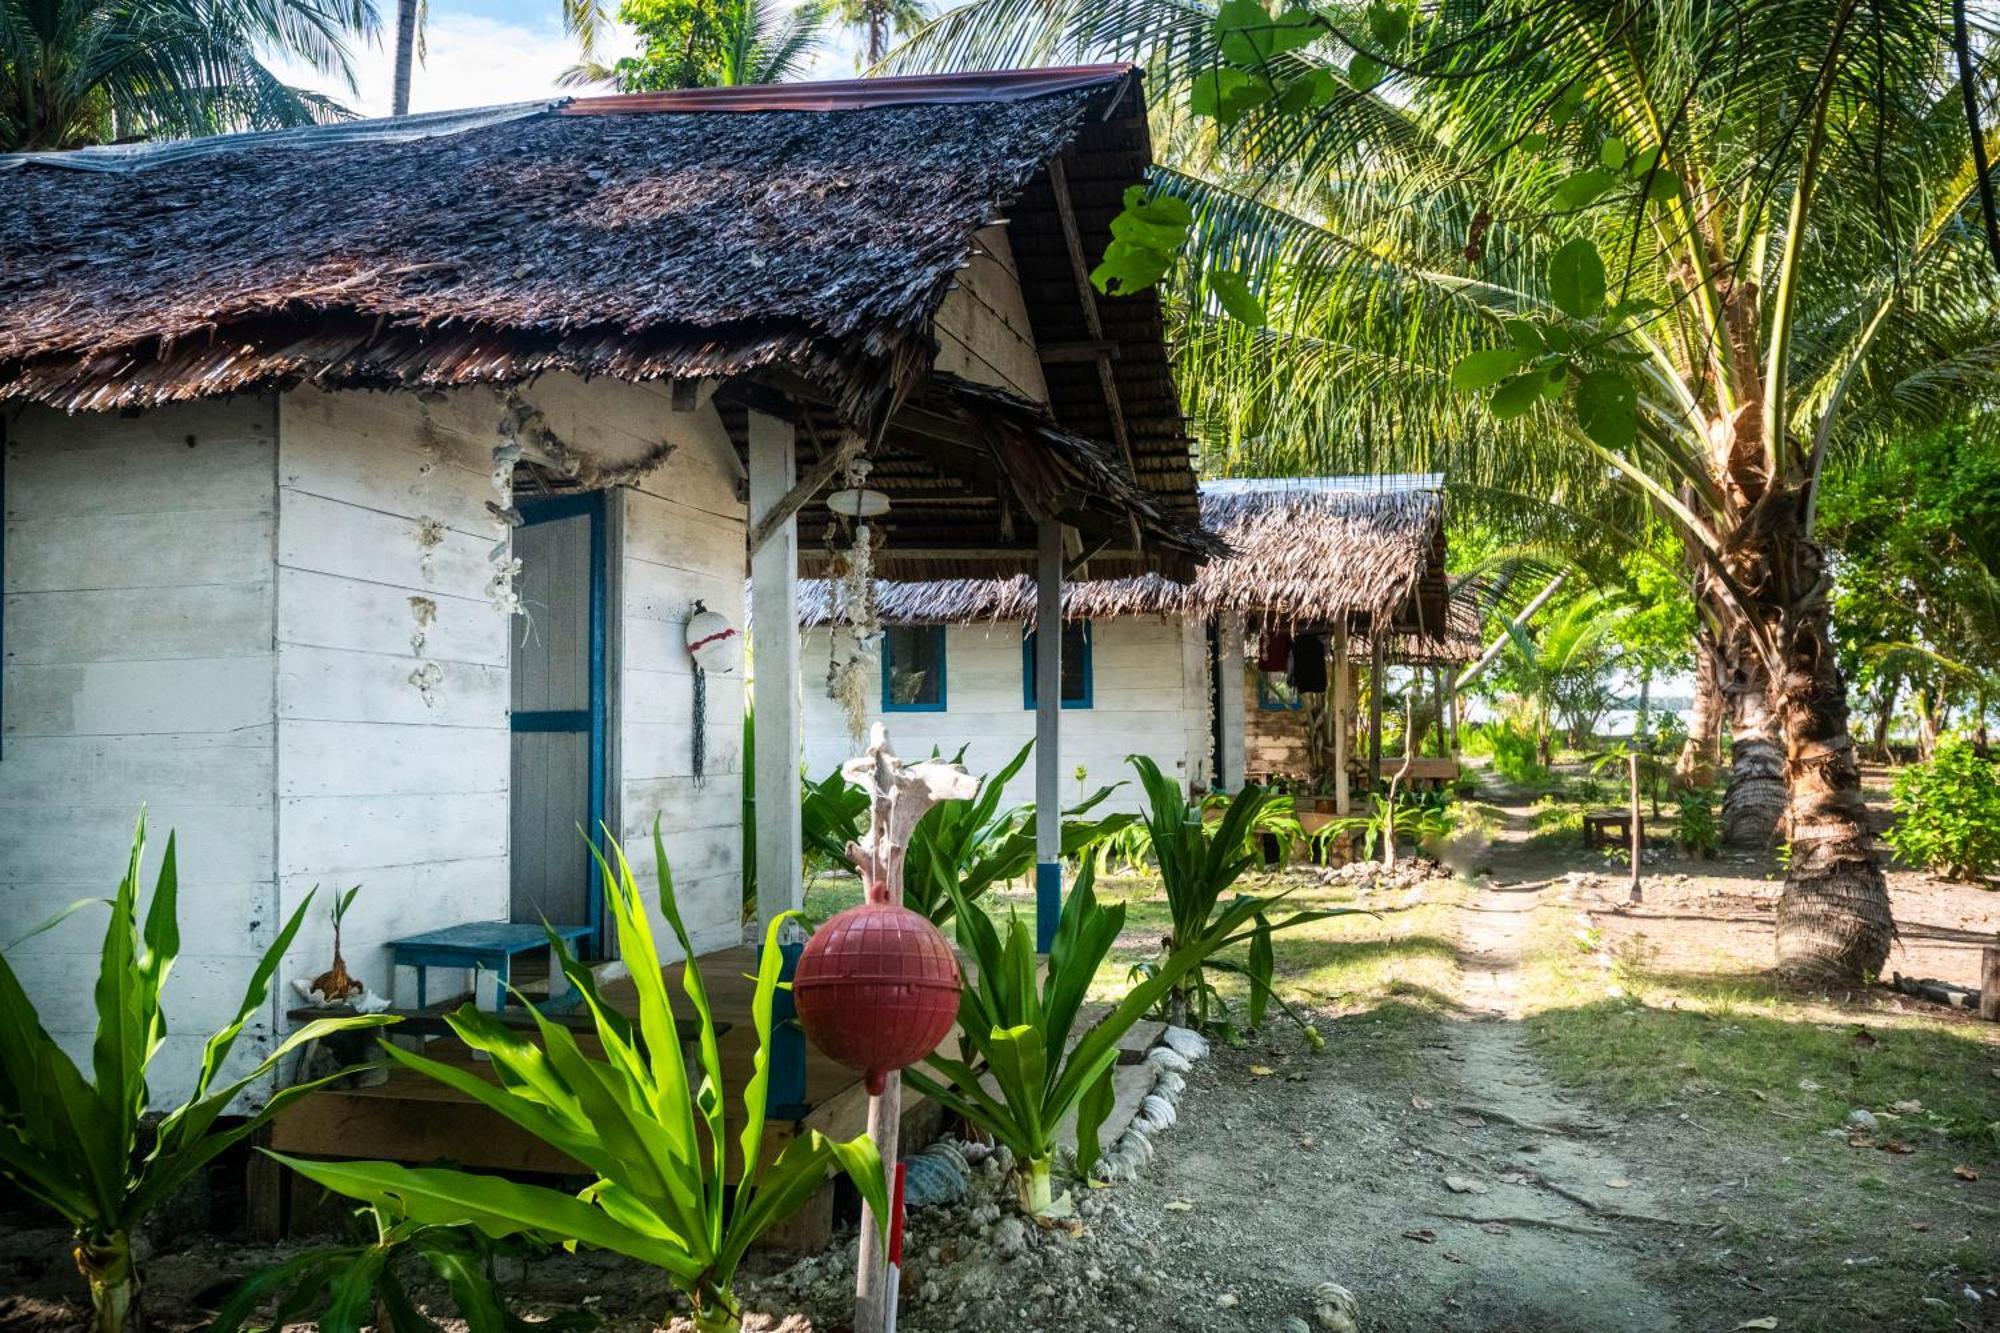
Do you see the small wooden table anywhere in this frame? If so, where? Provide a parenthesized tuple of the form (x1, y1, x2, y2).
(1583, 810, 1642, 850)
(388, 921, 594, 1012)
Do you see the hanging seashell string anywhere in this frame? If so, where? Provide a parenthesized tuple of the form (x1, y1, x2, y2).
(823, 449, 884, 740)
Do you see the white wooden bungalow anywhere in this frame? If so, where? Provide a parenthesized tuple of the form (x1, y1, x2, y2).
(0, 63, 1218, 1158)
(799, 475, 1475, 817)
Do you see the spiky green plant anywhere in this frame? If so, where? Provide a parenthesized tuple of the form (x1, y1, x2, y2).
(271, 826, 887, 1333)
(0, 816, 394, 1333)
(906, 859, 1250, 1216)
(1124, 755, 1343, 1041)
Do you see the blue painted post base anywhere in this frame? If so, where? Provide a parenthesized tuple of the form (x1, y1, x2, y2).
(1035, 860, 1063, 952)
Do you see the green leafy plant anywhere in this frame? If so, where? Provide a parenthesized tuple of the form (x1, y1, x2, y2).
(904, 743, 1136, 925)
(0, 815, 394, 1333)
(905, 860, 1251, 1216)
(215, 1204, 593, 1333)
(1345, 791, 1456, 861)
(1676, 788, 1720, 859)
(1124, 756, 1339, 1042)
(1486, 719, 1549, 787)
(270, 826, 889, 1333)
(800, 761, 869, 880)
(1885, 737, 2000, 880)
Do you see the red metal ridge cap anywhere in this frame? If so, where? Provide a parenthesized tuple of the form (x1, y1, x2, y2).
(558, 64, 1139, 115)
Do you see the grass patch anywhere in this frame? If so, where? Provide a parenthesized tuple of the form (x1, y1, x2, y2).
(805, 863, 1468, 1055)
(1517, 903, 2000, 1332)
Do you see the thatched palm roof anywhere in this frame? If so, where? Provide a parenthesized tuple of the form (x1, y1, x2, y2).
(2, 66, 1220, 579)
(801, 475, 1468, 654)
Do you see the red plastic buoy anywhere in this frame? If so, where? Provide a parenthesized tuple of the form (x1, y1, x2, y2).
(792, 902, 961, 1095)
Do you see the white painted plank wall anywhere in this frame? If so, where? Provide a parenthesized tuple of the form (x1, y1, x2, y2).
(1, 398, 281, 1100)
(799, 616, 1210, 811)
(275, 386, 514, 1012)
(611, 394, 748, 958)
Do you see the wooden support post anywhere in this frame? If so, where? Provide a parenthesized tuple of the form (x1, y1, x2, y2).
(1981, 939, 2000, 1022)
(1035, 519, 1064, 951)
(855, 1070, 902, 1333)
(749, 410, 803, 926)
(1368, 635, 1385, 790)
(1216, 613, 1246, 793)
(1333, 621, 1352, 816)
(1627, 750, 1644, 904)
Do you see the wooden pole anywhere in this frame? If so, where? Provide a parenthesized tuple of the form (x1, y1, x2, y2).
(1216, 613, 1247, 793)
(855, 1070, 901, 1333)
(1627, 750, 1643, 904)
(748, 410, 802, 926)
(1333, 621, 1352, 816)
(1368, 635, 1385, 790)
(1980, 938, 2000, 1022)
(1034, 519, 1064, 952)
(842, 729, 977, 1333)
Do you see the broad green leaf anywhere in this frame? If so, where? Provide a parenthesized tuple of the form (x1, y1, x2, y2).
(1489, 372, 1544, 419)
(1519, 131, 1548, 153)
(1551, 167, 1615, 210)
(1365, 0, 1410, 48)
(1450, 347, 1527, 392)
(1208, 269, 1266, 326)
(1348, 53, 1385, 93)
(1575, 368, 1640, 449)
(1074, 1066, 1116, 1179)
(1214, 0, 1325, 64)
(1190, 66, 1276, 125)
(1275, 68, 1338, 115)
(1504, 319, 1544, 354)
(1547, 238, 1607, 319)
(1600, 136, 1627, 169)
(1645, 170, 1683, 202)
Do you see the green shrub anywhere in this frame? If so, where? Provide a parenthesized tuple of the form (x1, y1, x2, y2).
(1124, 757, 1343, 1041)
(1885, 737, 2000, 880)
(1675, 788, 1720, 857)
(276, 826, 887, 1333)
(1487, 720, 1549, 786)
(215, 1205, 590, 1333)
(0, 816, 393, 1333)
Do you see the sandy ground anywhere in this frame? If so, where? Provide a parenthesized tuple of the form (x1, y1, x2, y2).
(4, 772, 1997, 1333)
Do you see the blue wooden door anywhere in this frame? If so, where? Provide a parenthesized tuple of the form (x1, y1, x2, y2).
(509, 492, 607, 941)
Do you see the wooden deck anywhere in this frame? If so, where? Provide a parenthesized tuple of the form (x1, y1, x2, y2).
(270, 945, 899, 1178)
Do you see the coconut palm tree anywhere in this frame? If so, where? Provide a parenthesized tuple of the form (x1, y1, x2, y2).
(832, 0, 927, 66)
(0, 0, 377, 150)
(890, 0, 2000, 983)
(558, 0, 827, 91)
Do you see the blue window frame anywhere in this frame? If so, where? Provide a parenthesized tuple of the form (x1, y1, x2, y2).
(1022, 620, 1093, 710)
(1257, 671, 1305, 711)
(882, 625, 948, 711)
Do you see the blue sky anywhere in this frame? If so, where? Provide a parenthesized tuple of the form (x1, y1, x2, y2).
(274, 0, 869, 119)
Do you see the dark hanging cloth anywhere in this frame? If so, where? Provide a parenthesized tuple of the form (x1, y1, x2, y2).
(1257, 629, 1293, 673)
(1289, 633, 1328, 693)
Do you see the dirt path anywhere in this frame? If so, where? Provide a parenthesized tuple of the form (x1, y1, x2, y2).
(1077, 807, 1692, 1333)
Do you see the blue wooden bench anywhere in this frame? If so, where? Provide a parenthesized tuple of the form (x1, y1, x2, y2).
(389, 921, 595, 1012)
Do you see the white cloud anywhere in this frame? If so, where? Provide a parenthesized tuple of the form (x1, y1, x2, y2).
(271, 8, 635, 119)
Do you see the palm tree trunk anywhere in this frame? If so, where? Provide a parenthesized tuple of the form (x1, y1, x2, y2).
(1721, 627, 1785, 847)
(1675, 630, 1723, 787)
(1727, 502, 1894, 984)
(1772, 583, 1893, 983)
(392, 0, 419, 116)
(1867, 677, 1897, 761)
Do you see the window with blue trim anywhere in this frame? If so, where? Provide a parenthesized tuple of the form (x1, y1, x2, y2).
(1257, 671, 1305, 711)
(1023, 620, 1093, 710)
(882, 625, 947, 711)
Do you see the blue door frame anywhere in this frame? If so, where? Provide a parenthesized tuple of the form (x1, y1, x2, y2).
(514, 491, 610, 955)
